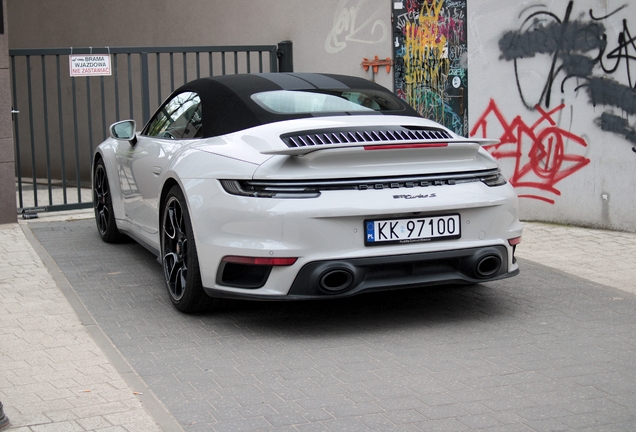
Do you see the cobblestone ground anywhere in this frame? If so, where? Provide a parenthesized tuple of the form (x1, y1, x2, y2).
(0, 223, 162, 432)
(517, 222, 636, 295)
(28, 220, 636, 431)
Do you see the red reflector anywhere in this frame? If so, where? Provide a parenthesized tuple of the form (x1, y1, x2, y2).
(364, 143, 448, 150)
(508, 236, 522, 246)
(222, 256, 298, 266)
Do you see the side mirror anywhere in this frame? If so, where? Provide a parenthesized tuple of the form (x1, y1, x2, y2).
(110, 120, 137, 145)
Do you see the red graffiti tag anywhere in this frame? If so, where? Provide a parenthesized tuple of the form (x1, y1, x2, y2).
(404, 0, 421, 14)
(470, 99, 591, 204)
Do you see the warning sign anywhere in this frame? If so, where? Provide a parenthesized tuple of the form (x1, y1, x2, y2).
(69, 54, 112, 76)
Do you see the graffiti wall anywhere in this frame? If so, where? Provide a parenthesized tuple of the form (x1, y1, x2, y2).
(393, 0, 468, 136)
(468, 0, 636, 232)
(7, 0, 635, 231)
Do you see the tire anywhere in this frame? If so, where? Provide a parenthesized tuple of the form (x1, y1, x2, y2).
(93, 159, 126, 243)
(161, 185, 217, 313)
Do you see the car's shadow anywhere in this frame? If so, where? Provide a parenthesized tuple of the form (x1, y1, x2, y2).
(199, 279, 515, 336)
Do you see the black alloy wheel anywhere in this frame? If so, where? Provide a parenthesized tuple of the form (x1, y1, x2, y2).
(161, 185, 216, 313)
(93, 159, 125, 243)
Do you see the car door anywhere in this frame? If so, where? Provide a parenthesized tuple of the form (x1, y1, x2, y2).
(116, 91, 203, 238)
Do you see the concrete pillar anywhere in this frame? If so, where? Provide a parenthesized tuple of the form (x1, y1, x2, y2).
(0, 0, 16, 224)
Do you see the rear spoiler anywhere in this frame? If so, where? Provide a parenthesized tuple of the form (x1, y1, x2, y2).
(260, 138, 500, 156)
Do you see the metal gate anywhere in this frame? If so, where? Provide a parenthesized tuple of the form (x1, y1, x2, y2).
(10, 41, 293, 216)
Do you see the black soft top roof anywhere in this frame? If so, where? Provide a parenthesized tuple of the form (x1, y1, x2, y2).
(150, 73, 421, 138)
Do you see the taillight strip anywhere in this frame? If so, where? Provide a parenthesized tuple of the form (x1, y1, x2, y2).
(364, 143, 448, 151)
(222, 256, 298, 266)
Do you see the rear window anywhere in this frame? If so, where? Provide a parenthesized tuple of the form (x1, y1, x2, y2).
(251, 89, 404, 114)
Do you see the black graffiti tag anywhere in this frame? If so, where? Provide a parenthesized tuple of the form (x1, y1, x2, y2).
(498, 1, 636, 150)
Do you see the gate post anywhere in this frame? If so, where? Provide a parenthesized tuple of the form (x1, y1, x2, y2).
(0, 0, 17, 224)
(277, 41, 293, 73)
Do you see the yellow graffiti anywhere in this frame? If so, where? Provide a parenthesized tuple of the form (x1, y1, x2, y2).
(403, 0, 450, 119)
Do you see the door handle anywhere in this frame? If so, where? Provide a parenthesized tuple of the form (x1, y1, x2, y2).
(151, 166, 162, 176)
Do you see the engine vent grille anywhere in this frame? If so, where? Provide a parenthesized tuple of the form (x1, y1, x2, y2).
(281, 126, 453, 149)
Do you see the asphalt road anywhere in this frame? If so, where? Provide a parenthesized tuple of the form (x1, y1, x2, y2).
(30, 219, 636, 431)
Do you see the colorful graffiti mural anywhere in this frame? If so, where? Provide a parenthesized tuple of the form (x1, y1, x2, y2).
(471, 100, 590, 205)
(393, 0, 468, 136)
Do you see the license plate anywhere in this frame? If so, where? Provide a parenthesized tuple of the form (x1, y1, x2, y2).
(365, 214, 461, 245)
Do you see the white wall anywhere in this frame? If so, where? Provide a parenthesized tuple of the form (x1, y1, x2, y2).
(468, 0, 636, 232)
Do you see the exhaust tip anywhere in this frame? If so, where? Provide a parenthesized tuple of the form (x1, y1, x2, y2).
(319, 269, 354, 292)
(475, 255, 502, 277)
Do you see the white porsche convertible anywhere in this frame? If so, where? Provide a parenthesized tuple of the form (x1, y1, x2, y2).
(93, 73, 522, 313)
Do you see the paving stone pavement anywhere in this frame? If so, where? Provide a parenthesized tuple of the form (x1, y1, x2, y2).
(1, 212, 635, 431)
(515, 222, 636, 296)
(0, 221, 166, 432)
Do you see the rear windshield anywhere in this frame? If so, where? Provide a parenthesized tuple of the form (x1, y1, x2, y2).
(251, 89, 404, 114)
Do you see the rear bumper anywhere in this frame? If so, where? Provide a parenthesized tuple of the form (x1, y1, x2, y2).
(202, 245, 518, 301)
(185, 176, 522, 298)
